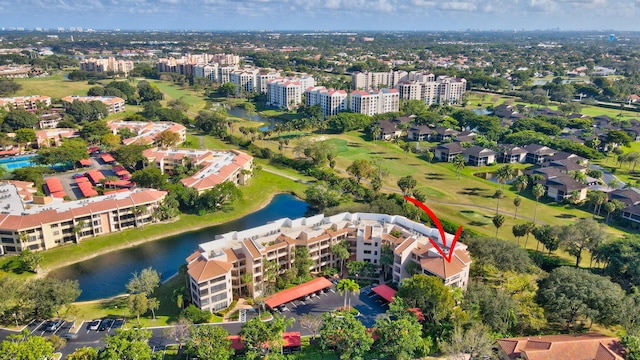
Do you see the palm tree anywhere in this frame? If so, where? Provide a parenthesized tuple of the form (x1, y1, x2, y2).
(532, 183, 545, 223)
(513, 196, 522, 219)
(522, 221, 537, 249)
(608, 179, 621, 190)
(452, 154, 465, 180)
(603, 201, 616, 223)
(241, 273, 253, 298)
(493, 189, 504, 214)
(370, 124, 381, 144)
(495, 164, 514, 190)
(513, 175, 528, 194)
(336, 279, 360, 310)
(492, 214, 505, 239)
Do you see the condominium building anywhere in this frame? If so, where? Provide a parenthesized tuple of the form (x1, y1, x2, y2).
(350, 88, 400, 116)
(107, 121, 186, 146)
(35, 128, 78, 148)
(229, 68, 260, 93)
(396, 81, 422, 101)
(266, 75, 315, 110)
(0, 182, 167, 255)
(80, 57, 135, 76)
(61, 96, 125, 114)
(217, 65, 238, 84)
(257, 71, 280, 94)
(351, 70, 409, 91)
(305, 86, 348, 117)
(0, 95, 51, 110)
(142, 148, 253, 193)
(186, 212, 471, 313)
(394, 75, 467, 105)
(193, 64, 219, 82)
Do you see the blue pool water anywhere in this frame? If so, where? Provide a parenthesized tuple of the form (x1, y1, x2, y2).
(0, 154, 37, 171)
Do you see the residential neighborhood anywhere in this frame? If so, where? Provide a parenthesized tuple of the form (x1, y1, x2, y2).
(1, 27, 640, 360)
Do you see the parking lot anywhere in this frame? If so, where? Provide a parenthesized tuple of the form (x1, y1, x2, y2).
(273, 282, 389, 329)
(47, 154, 117, 200)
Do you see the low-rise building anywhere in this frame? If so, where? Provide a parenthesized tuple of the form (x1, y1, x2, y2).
(0, 183, 167, 254)
(107, 121, 186, 146)
(35, 128, 79, 148)
(463, 145, 497, 166)
(142, 148, 253, 193)
(61, 95, 125, 114)
(0, 95, 51, 110)
(497, 333, 623, 360)
(186, 212, 471, 313)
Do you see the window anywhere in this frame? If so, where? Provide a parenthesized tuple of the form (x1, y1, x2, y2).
(211, 293, 227, 303)
(53, 231, 60, 236)
(211, 283, 226, 294)
(364, 250, 371, 255)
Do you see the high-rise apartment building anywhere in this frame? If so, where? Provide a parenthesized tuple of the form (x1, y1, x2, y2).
(350, 88, 399, 116)
(305, 86, 348, 117)
(351, 70, 408, 91)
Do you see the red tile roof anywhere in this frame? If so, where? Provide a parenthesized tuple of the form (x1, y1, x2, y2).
(100, 153, 115, 163)
(186, 257, 232, 283)
(45, 178, 64, 194)
(264, 277, 333, 309)
(371, 284, 396, 303)
(282, 332, 301, 347)
(497, 333, 624, 360)
(78, 158, 92, 166)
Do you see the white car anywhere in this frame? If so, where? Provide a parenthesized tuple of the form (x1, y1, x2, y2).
(88, 320, 101, 331)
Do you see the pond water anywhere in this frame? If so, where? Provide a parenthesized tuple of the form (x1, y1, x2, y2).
(48, 194, 310, 301)
(474, 170, 524, 184)
(228, 107, 278, 131)
(472, 109, 491, 115)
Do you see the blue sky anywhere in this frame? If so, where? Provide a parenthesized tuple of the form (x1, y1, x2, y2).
(1, 0, 638, 31)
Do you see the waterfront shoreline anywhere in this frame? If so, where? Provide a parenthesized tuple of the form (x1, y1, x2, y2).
(37, 190, 289, 278)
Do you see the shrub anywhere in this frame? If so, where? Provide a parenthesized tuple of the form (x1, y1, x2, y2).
(180, 304, 211, 324)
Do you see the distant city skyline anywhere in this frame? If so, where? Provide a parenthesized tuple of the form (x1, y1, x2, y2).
(1, 0, 639, 32)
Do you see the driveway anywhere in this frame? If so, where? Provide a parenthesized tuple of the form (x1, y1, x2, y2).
(589, 163, 626, 188)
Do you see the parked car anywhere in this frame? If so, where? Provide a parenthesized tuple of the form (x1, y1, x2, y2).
(61, 332, 78, 340)
(72, 173, 85, 179)
(278, 304, 290, 312)
(99, 319, 114, 331)
(46, 319, 64, 332)
(88, 320, 101, 331)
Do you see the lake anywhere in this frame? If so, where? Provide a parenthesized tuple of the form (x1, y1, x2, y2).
(48, 194, 310, 301)
(228, 107, 278, 131)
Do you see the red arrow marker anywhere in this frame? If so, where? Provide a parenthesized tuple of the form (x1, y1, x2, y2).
(404, 196, 463, 263)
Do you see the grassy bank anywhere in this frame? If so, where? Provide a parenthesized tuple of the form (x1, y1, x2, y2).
(0, 170, 307, 277)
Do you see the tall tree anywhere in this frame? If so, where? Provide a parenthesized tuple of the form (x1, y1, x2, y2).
(531, 183, 545, 222)
(559, 219, 607, 267)
(495, 164, 514, 190)
(162, 318, 191, 350)
(373, 314, 426, 360)
(300, 314, 322, 340)
(185, 325, 233, 360)
(330, 241, 350, 276)
(536, 266, 624, 330)
(396, 274, 455, 324)
(127, 294, 148, 324)
(346, 159, 374, 184)
(452, 154, 466, 180)
(126, 267, 160, 296)
(533, 224, 560, 255)
(336, 279, 360, 310)
(320, 312, 373, 360)
(0, 331, 54, 360)
(493, 214, 505, 239)
(439, 323, 494, 360)
(513, 196, 522, 219)
(98, 328, 152, 360)
(397, 175, 417, 196)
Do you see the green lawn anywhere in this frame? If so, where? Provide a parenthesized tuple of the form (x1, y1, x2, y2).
(0, 171, 307, 277)
(14, 73, 94, 99)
